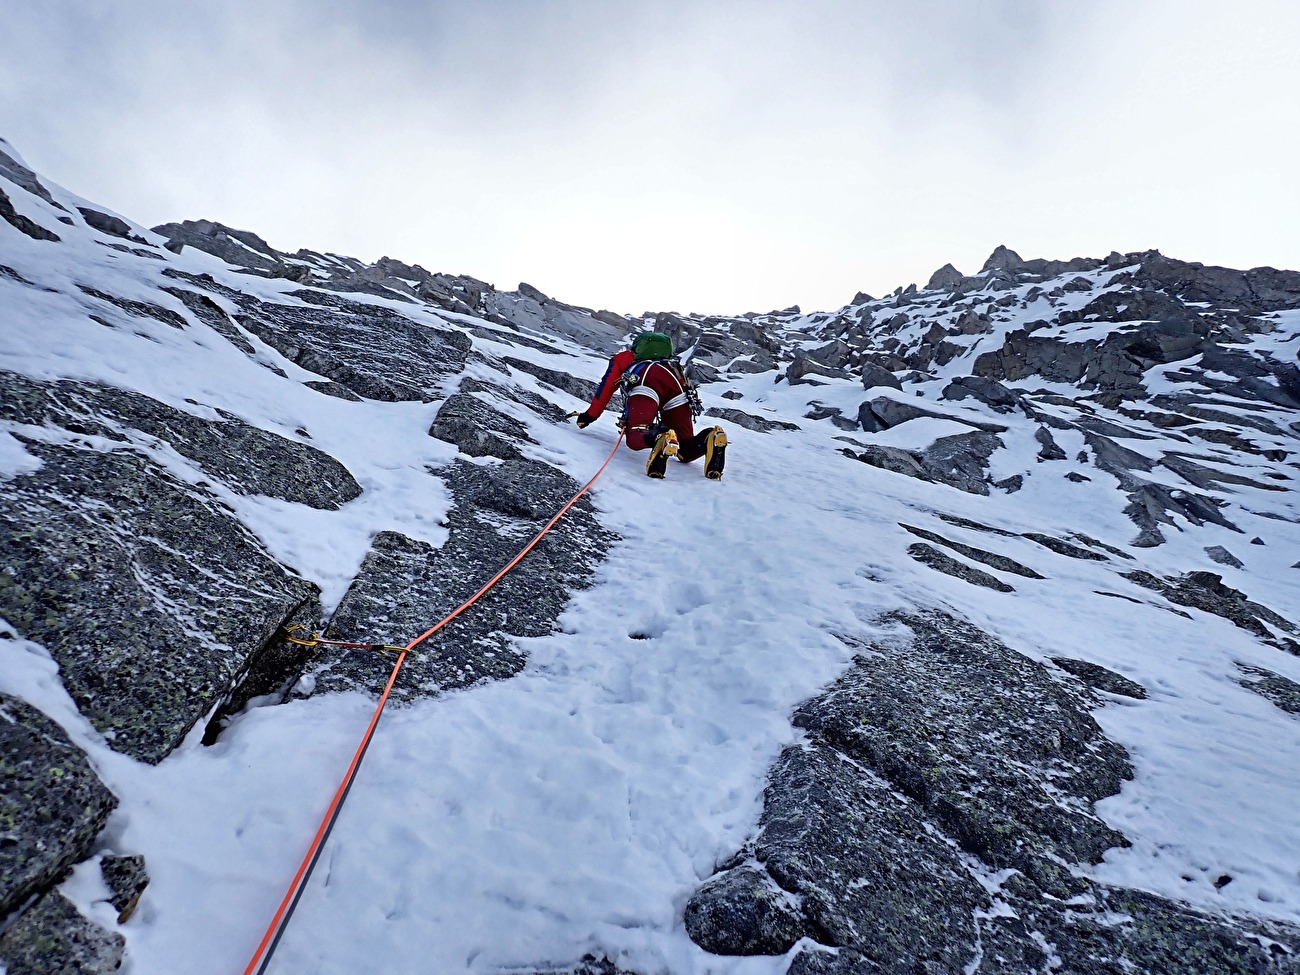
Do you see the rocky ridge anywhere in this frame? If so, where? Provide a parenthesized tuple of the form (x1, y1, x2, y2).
(2, 136, 1299, 972)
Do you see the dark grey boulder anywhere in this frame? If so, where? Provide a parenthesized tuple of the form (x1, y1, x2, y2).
(1133, 251, 1300, 314)
(1051, 658, 1148, 699)
(859, 361, 901, 391)
(1202, 373, 1300, 409)
(77, 207, 146, 244)
(919, 431, 1004, 495)
(429, 391, 530, 460)
(301, 458, 616, 701)
(692, 611, 1250, 969)
(100, 854, 149, 922)
(303, 379, 365, 401)
(0, 693, 117, 920)
(1125, 570, 1300, 655)
(797, 612, 1132, 887)
(907, 542, 1015, 592)
(861, 395, 1008, 434)
(1205, 545, 1245, 569)
(952, 308, 992, 334)
(0, 143, 66, 209)
(940, 375, 1019, 412)
(160, 285, 258, 355)
(0, 440, 320, 763)
(484, 285, 629, 355)
(151, 219, 284, 271)
(0, 371, 363, 510)
(982, 244, 1026, 273)
(502, 356, 598, 402)
(847, 444, 931, 482)
(925, 262, 964, 291)
(1022, 532, 1109, 561)
(233, 290, 472, 402)
(1034, 425, 1068, 460)
(1060, 293, 1208, 364)
(726, 319, 784, 356)
(704, 407, 799, 433)
(1123, 480, 1241, 547)
(1071, 532, 1136, 560)
(463, 375, 569, 425)
(1238, 665, 1300, 715)
(683, 865, 807, 955)
(854, 400, 885, 433)
(690, 329, 760, 368)
(1161, 452, 1288, 493)
(1083, 431, 1242, 545)
(938, 513, 1018, 536)
(0, 892, 123, 975)
(1199, 343, 1275, 380)
(973, 330, 1148, 399)
(786, 353, 851, 385)
(0, 187, 60, 242)
(901, 524, 1044, 578)
(921, 321, 949, 346)
(758, 744, 990, 967)
(725, 352, 777, 375)
(847, 431, 1005, 497)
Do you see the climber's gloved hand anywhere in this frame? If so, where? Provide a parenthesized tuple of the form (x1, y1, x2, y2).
(575, 411, 595, 429)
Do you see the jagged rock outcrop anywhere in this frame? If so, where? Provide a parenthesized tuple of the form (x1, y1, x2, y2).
(0, 891, 125, 975)
(906, 541, 1016, 591)
(0, 370, 363, 509)
(901, 524, 1044, 578)
(940, 374, 1019, 412)
(858, 394, 1008, 434)
(1238, 665, 1300, 715)
(100, 855, 150, 922)
(844, 429, 1006, 496)
(0, 436, 322, 764)
(1, 186, 60, 241)
(0, 694, 117, 919)
(705, 406, 799, 433)
(1125, 570, 1300, 655)
(238, 289, 473, 402)
(300, 456, 616, 701)
(688, 611, 1299, 971)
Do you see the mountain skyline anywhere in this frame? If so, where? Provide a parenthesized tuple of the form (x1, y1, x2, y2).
(4, 1, 1299, 315)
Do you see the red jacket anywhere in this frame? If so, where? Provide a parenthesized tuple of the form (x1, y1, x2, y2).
(585, 349, 636, 419)
(586, 351, 691, 421)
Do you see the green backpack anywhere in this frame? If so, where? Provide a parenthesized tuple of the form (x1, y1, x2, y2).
(632, 331, 674, 362)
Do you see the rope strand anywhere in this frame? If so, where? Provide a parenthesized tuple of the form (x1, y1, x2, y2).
(242, 433, 623, 975)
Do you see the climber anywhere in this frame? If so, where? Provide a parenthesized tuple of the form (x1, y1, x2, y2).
(574, 331, 726, 480)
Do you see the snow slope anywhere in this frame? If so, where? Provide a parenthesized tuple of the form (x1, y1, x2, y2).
(2, 138, 1299, 973)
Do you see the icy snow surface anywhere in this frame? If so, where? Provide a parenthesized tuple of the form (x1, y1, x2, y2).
(2, 181, 1300, 973)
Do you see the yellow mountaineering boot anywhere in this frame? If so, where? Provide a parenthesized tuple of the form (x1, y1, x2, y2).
(704, 426, 727, 480)
(645, 429, 679, 479)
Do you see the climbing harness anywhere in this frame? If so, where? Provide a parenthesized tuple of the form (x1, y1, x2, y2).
(613, 357, 701, 433)
(241, 432, 625, 975)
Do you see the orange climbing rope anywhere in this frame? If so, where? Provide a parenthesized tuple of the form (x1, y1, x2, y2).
(242, 433, 624, 975)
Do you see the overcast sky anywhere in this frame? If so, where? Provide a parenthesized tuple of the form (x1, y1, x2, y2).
(3, 1, 1298, 315)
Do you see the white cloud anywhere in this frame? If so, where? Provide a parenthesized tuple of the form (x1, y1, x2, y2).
(3, 0, 1297, 314)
